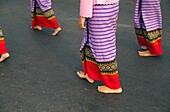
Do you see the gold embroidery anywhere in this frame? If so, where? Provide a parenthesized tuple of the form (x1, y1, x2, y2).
(32, 7, 55, 20)
(135, 28, 162, 43)
(98, 60, 118, 75)
(80, 45, 118, 75)
(44, 9, 55, 19)
(135, 28, 144, 37)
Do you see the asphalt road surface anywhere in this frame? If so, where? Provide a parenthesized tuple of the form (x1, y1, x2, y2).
(0, 0, 170, 112)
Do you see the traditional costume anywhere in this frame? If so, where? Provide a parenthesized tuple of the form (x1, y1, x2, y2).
(78, 0, 122, 93)
(30, 0, 61, 35)
(134, 0, 163, 55)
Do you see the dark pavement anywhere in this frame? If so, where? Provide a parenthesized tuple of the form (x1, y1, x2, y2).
(0, 0, 169, 112)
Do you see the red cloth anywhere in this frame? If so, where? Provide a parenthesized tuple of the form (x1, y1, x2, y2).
(137, 36, 147, 46)
(32, 16, 59, 29)
(0, 39, 8, 54)
(82, 60, 121, 89)
(137, 36, 163, 55)
(148, 39, 162, 55)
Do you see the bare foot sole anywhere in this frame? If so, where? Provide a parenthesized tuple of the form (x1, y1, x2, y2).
(76, 71, 94, 84)
(52, 27, 61, 36)
(0, 53, 10, 62)
(98, 86, 122, 94)
(138, 50, 157, 57)
(34, 26, 43, 31)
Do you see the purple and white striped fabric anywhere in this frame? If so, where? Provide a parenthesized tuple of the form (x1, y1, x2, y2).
(80, 3, 119, 62)
(30, 0, 52, 12)
(134, 0, 162, 31)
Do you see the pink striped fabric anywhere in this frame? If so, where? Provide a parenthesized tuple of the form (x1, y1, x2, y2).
(80, 3, 119, 62)
(30, 0, 52, 12)
(134, 0, 162, 31)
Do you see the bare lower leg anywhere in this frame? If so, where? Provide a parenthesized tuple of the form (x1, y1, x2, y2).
(138, 50, 157, 56)
(0, 53, 10, 62)
(34, 25, 43, 30)
(98, 85, 122, 94)
(76, 71, 94, 84)
(52, 27, 61, 36)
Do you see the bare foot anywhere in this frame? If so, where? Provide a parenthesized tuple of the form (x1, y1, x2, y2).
(52, 27, 61, 36)
(98, 85, 122, 94)
(138, 50, 157, 57)
(0, 53, 10, 62)
(76, 71, 94, 84)
(34, 25, 43, 31)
